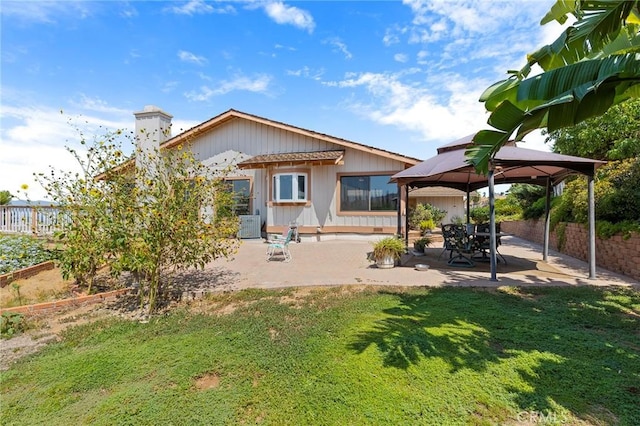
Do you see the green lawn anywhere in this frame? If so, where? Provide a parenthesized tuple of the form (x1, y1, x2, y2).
(1, 286, 639, 425)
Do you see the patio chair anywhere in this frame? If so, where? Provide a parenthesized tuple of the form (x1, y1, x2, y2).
(472, 223, 507, 264)
(266, 228, 294, 262)
(440, 223, 475, 267)
(439, 223, 457, 260)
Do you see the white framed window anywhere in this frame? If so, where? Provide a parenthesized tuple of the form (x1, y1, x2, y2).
(273, 172, 307, 202)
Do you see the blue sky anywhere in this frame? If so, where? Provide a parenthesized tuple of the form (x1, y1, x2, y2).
(1, 0, 562, 200)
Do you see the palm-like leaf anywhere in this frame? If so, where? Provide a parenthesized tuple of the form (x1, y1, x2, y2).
(469, 1, 640, 174)
(465, 130, 509, 175)
(525, 1, 638, 74)
(470, 53, 640, 167)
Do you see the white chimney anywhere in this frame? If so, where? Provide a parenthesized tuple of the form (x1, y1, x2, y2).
(134, 105, 173, 170)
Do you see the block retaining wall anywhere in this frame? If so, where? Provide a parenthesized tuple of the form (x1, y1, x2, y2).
(501, 220, 640, 282)
(0, 289, 130, 316)
(0, 261, 56, 288)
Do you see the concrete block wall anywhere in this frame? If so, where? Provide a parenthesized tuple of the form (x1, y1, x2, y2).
(501, 220, 640, 282)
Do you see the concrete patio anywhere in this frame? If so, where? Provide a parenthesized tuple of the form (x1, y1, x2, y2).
(199, 235, 639, 292)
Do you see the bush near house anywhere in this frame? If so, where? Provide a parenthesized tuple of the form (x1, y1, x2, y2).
(35, 124, 239, 314)
(408, 203, 447, 230)
(469, 197, 522, 224)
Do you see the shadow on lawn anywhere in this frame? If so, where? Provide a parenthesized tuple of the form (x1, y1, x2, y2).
(348, 286, 640, 424)
(104, 267, 241, 313)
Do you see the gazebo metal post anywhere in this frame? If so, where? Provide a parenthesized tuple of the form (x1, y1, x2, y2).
(465, 183, 471, 224)
(397, 183, 402, 240)
(543, 177, 552, 261)
(588, 175, 596, 279)
(405, 184, 410, 245)
(488, 167, 497, 281)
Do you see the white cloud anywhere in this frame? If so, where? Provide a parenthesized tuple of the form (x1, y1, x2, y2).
(275, 44, 297, 51)
(263, 2, 315, 33)
(120, 4, 138, 18)
(517, 129, 552, 152)
(324, 70, 492, 145)
(0, 1, 93, 23)
(185, 74, 272, 101)
(394, 53, 409, 63)
(0, 98, 209, 201)
(178, 50, 208, 65)
(0, 103, 134, 201)
(324, 38, 352, 60)
(397, 0, 556, 72)
(416, 50, 429, 65)
(383, 28, 401, 46)
(165, 0, 235, 15)
(286, 66, 324, 81)
(170, 119, 202, 135)
(70, 95, 132, 115)
(162, 81, 180, 93)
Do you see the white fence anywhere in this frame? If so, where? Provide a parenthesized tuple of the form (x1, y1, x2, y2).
(0, 206, 64, 235)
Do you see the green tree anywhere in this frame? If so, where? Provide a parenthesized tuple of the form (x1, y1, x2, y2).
(468, 0, 640, 173)
(112, 145, 239, 313)
(37, 131, 123, 293)
(546, 97, 640, 160)
(544, 96, 640, 224)
(38, 127, 239, 313)
(0, 190, 13, 205)
(507, 184, 546, 210)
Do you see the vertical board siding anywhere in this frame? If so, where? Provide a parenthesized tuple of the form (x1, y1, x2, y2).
(189, 117, 409, 232)
(412, 196, 465, 224)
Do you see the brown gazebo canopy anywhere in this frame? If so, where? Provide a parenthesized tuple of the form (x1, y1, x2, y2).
(392, 134, 605, 280)
(393, 134, 603, 191)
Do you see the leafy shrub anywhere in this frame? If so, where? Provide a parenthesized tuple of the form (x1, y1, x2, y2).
(0, 235, 53, 274)
(597, 158, 640, 222)
(1, 312, 25, 337)
(450, 215, 464, 225)
(470, 199, 522, 223)
(409, 203, 447, 229)
(469, 206, 489, 224)
(508, 184, 546, 210)
(495, 198, 522, 221)
(419, 219, 436, 233)
(596, 220, 640, 239)
(523, 197, 547, 220)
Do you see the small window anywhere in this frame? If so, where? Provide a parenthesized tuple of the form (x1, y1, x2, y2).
(273, 173, 307, 203)
(340, 175, 397, 212)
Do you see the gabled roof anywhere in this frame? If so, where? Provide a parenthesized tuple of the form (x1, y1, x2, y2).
(161, 109, 421, 166)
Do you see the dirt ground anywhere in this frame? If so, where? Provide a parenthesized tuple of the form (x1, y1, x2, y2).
(0, 268, 130, 371)
(0, 265, 235, 371)
(0, 268, 75, 308)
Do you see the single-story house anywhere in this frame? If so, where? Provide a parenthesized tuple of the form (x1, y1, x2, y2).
(132, 106, 464, 240)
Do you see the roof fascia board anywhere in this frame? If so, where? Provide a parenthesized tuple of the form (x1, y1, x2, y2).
(162, 109, 420, 166)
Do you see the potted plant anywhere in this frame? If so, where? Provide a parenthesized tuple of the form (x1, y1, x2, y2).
(413, 235, 433, 253)
(370, 236, 406, 269)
